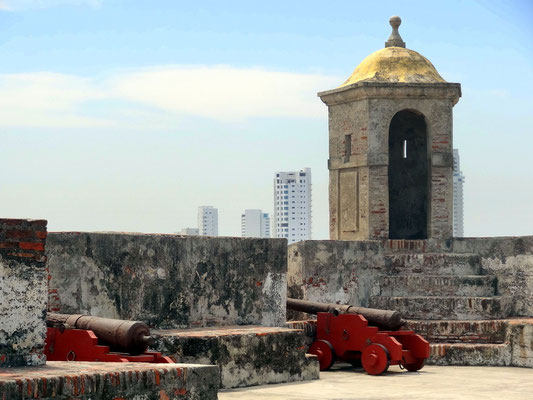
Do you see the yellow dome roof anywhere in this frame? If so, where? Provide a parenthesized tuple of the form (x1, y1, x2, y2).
(340, 46, 446, 87)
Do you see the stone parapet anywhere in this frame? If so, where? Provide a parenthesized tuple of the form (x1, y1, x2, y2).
(46, 233, 287, 329)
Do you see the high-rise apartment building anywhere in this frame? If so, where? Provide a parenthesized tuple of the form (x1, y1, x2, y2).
(273, 168, 312, 244)
(198, 206, 218, 236)
(453, 149, 465, 237)
(241, 209, 270, 238)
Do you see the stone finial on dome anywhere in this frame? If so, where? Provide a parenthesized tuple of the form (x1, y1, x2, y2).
(385, 16, 406, 48)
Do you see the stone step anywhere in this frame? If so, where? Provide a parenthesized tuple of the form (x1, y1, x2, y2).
(427, 343, 511, 366)
(369, 296, 505, 320)
(0, 361, 220, 400)
(383, 253, 481, 275)
(152, 325, 319, 389)
(378, 275, 497, 297)
(406, 319, 507, 343)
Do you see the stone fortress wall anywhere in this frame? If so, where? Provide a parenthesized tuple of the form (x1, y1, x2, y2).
(46, 232, 288, 329)
(1, 216, 532, 394)
(0, 222, 317, 397)
(44, 232, 318, 389)
(287, 236, 533, 367)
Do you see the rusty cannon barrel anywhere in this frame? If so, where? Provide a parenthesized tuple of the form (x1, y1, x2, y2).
(46, 313, 154, 355)
(287, 298, 406, 331)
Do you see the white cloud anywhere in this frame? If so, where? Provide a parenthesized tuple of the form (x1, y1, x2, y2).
(112, 66, 338, 122)
(1, 0, 102, 11)
(0, 66, 339, 127)
(0, 72, 110, 127)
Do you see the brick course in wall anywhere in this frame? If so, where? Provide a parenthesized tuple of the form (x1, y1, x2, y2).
(0, 219, 47, 265)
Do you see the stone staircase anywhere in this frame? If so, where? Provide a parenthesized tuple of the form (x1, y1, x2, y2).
(369, 251, 512, 365)
(406, 319, 511, 366)
(370, 253, 504, 320)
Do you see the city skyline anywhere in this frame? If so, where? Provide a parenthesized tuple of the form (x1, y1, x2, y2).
(1, 1, 532, 238)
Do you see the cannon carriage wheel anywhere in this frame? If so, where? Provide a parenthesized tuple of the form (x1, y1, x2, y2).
(361, 343, 390, 375)
(404, 357, 425, 372)
(309, 339, 336, 371)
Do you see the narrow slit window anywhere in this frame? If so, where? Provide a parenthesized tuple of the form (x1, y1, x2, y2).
(403, 139, 407, 159)
(344, 134, 352, 162)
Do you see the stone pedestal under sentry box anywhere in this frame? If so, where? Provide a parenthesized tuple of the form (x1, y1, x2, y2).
(319, 16, 461, 241)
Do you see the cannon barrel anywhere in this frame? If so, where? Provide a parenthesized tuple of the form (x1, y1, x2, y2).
(287, 298, 406, 330)
(46, 313, 154, 355)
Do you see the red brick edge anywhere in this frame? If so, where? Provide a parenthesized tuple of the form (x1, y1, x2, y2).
(0, 218, 48, 265)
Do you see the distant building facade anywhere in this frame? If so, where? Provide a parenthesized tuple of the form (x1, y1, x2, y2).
(453, 149, 465, 237)
(273, 168, 312, 244)
(241, 209, 270, 238)
(198, 206, 218, 236)
(178, 227, 199, 236)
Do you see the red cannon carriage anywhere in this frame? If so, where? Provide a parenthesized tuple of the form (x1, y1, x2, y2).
(288, 298, 429, 375)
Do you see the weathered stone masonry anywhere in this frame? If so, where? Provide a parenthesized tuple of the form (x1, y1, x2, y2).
(0, 218, 48, 367)
(287, 236, 533, 367)
(152, 326, 318, 389)
(0, 221, 224, 399)
(44, 232, 319, 389)
(288, 237, 533, 317)
(46, 233, 288, 329)
(321, 84, 460, 241)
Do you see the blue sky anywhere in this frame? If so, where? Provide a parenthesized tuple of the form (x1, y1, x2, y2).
(0, 0, 532, 238)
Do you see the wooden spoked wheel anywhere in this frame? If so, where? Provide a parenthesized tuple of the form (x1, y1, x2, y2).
(361, 344, 390, 375)
(309, 339, 336, 371)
